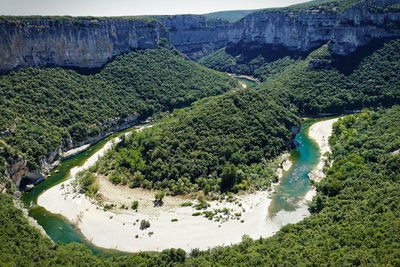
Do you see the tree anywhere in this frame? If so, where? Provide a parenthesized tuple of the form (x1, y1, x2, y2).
(154, 190, 166, 206)
(220, 163, 239, 192)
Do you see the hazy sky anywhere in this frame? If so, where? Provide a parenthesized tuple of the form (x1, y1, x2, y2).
(1, 0, 310, 16)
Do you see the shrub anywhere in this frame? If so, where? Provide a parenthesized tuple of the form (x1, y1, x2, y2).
(140, 219, 150, 230)
(131, 201, 139, 210)
(109, 174, 122, 185)
(180, 201, 193, 207)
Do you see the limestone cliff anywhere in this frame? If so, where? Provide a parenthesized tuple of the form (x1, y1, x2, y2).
(160, 15, 230, 60)
(227, 0, 400, 58)
(5, 114, 138, 191)
(227, 9, 337, 56)
(1, 0, 400, 72)
(330, 0, 400, 55)
(0, 18, 167, 72)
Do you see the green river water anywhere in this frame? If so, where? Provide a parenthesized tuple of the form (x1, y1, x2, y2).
(21, 118, 325, 255)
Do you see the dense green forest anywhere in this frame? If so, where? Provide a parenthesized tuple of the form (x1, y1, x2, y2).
(199, 48, 296, 80)
(262, 40, 400, 114)
(201, 39, 400, 115)
(0, 48, 237, 172)
(89, 89, 299, 194)
(2, 106, 398, 266)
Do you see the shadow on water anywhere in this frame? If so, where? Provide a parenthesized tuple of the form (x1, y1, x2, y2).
(21, 127, 139, 256)
(21, 118, 332, 255)
(268, 118, 321, 216)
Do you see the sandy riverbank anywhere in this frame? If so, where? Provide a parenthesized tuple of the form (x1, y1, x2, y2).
(38, 153, 291, 252)
(37, 119, 336, 253)
(38, 134, 293, 252)
(307, 118, 338, 183)
(305, 118, 339, 201)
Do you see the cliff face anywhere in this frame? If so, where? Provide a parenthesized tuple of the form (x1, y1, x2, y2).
(0, 19, 167, 72)
(1, 1, 400, 72)
(227, 0, 400, 58)
(160, 15, 230, 60)
(330, 0, 400, 55)
(227, 11, 337, 55)
(6, 114, 139, 191)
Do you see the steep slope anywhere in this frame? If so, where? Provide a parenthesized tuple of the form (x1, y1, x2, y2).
(184, 106, 400, 266)
(92, 89, 300, 194)
(226, 0, 400, 60)
(158, 16, 230, 60)
(0, 16, 167, 72)
(261, 39, 400, 114)
(2, 0, 400, 72)
(1, 106, 399, 266)
(0, 48, 237, 189)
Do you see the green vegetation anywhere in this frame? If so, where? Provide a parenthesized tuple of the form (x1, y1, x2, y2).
(189, 106, 400, 265)
(199, 48, 296, 80)
(154, 191, 166, 206)
(261, 39, 400, 114)
(0, 48, 237, 174)
(74, 170, 99, 197)
(259, 0, 362, 14)
(2, 106, 399, 265)
(92, 89, 299, 194)
(203, 10, 257, 22)
(0, 15, 159, 25)
(140, 220, 151, 230)
(199, 48, 236, 73)
(131, 201, 139, 210)
(203, 39, 400, 116)
(180, 201, 193, 207)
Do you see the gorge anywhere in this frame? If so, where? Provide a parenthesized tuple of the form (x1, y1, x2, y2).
(1, 0, 400, 265)
(1, 0, 400, 72)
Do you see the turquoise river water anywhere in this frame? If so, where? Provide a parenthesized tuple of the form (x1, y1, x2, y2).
(21, 118, 324, 255)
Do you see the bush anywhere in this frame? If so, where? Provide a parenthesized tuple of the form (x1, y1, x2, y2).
(109, 174, 122, 185)
(131, 201, 139, 210)
(180, 201, 193, 207)
(140, 219, 150, 230)
(154, 191, 166, 206)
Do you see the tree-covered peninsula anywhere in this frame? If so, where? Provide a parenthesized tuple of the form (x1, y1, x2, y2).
(90, 89, 300, 195)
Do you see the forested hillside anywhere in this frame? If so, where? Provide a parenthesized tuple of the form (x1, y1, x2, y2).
(91, 89, 300, 194)
(262, 39, 400, 114)
(0, 48, 237, 174)
(201, 39, 400, 115)
(2, 106, 399, 266)
(198, 48, 297, 77)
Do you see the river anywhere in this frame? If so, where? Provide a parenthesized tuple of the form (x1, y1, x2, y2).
(22, 118, 326, 255)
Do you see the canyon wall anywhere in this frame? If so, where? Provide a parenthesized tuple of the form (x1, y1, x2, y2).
(226, 0, 400, 58)
(160, 15, 230, 60)
(330, 0, 400, 55)
(1, 0, 400, 72)
(0, 18, 167, 72)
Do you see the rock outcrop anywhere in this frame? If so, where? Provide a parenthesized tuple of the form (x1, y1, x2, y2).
(330, 0, 400, 55)
(5, 114, 138, 191)
(227, 10, 337, 56)
(227, 0, 400, 58)
(160, 15, 230, 60)
(1, 0, 400, 72)
(0, 18, 167, 72)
